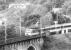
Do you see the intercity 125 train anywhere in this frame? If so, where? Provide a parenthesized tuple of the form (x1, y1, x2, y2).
(25, 23, 71, 36)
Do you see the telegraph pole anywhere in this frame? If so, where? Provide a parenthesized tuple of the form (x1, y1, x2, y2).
(20, 16, 21, 36)
(3, 17, 7, 43)
(39, 18, 43, 38)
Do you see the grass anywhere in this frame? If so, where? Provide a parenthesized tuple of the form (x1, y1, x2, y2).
(41, 34, 71, 50)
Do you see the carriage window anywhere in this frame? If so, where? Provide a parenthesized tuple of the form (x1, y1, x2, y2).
(32, 29, 38, 33)
(32, 29, 40, 33)
(68, 29, 71, 32)
(50, 32, 56, 35)
(59, 31, 61, 34)
(64, 30, 66, 33)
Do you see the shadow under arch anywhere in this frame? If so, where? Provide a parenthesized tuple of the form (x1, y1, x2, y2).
(27, 46, 35, 50)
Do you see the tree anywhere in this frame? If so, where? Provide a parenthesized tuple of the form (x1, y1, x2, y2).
(17, 3, 48, 27)
(62, 0, 71, 15)
(58, 14, 71, 24)
(23, 14, 40, 27)
(40, 12, 53, 28)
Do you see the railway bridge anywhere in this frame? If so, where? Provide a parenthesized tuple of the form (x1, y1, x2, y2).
(0, 33, 46, 50)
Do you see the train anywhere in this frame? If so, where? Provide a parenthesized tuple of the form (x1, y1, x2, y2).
(25, 23, 71, 36)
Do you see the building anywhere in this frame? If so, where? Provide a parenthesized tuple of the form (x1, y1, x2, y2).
(8, 2, 31, 9)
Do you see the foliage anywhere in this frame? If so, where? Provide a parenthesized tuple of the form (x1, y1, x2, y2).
(23, 14, 40, 27)
(0, 0, 71, 44)
(58, 15, 71, 24)
(17, 4, 48, 27)
(40, 12, 53, 28)
(41, 36, 55, 50)
(62, 0, 71, 15)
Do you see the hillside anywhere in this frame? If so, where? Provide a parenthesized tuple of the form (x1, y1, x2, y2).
(0, 0, 71, 50)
